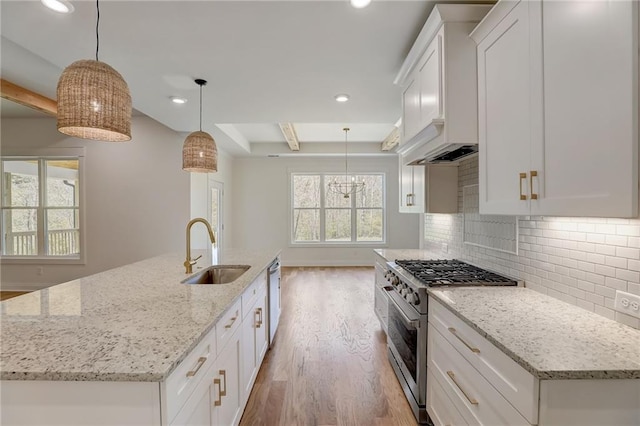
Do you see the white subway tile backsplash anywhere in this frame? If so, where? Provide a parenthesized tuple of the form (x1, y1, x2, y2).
(616, 269, 640, 283)
(423, 156, 640, 330)
(616, 247, 640, 260)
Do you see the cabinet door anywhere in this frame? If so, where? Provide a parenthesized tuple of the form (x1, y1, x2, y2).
(213, 331, 242, 426)
(398, 156, 425, 213)
(171, 363, 216, 426)
(477, 0, 534, 215)
(240, 306, 257, 402)
(255, 289, 269, 367)
(402, 78, 421, 142)
(419, 32, 442, 127)
(531, 0, 638, 217)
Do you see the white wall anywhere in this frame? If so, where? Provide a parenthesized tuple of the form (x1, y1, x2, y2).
(1, 116, 190, 290)
(423, 157, 640, 330)
(230, 155, 420, 266)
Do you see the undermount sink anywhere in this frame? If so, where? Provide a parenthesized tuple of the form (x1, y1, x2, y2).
(181, 265, 250, 285)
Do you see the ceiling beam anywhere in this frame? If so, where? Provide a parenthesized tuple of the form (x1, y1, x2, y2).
(279, 123, 300, 151)
(381, 126, 400, 151)
(1, 79, 57, 116)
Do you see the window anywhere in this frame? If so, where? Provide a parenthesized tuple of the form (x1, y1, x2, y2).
(1, 156, 82, 260)
(291, 173, 385, 244)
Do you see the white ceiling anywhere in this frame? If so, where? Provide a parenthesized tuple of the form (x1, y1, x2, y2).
(0, 0, 488, 156)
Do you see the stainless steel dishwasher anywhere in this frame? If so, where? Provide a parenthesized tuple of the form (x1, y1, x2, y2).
(267, 257, 281, 346)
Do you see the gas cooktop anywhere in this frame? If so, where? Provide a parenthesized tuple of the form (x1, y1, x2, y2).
(394, 259, 517, 287)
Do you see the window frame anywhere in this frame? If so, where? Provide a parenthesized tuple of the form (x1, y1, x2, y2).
(290, 172, 386, 246)
(0, 148, 86, 265)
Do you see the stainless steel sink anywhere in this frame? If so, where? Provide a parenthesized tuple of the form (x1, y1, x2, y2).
(181, 265, 250, 285)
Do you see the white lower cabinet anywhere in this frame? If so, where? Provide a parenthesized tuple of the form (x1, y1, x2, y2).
(373, 252, 389, 333)
(240, 277, 269, 405)
(427, 296, 640, 426)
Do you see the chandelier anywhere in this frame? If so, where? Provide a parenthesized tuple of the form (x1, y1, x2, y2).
(328, 127, 365, 199)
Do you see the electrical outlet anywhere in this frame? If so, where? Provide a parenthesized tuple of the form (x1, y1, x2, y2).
(614, 290, 640, 319)
(37, 267, 44, 276)
(442, 243, 449, 253)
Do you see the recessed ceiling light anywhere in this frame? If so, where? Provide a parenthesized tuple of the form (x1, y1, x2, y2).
(41, 0, 74, 14)
(170, 97, 187, 105)
(335, 94, 350, 103)
(350, 0, 371, 9)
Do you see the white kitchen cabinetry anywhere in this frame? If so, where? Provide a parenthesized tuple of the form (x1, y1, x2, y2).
(399, 156, 458, 214)
(395, 4, 491, 165)
(427, 296, 640, 426)
(240, 273, 269, 405)
(471, 0, 639, 217)
(373, 252, 389, 333)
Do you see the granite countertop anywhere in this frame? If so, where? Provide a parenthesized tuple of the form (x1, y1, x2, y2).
(374, 248, 449, 262)
(429, 287, 640, 380)
(0, 248, 280, 382)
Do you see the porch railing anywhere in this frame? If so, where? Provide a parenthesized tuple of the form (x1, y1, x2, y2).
(4, 229, 80, 256)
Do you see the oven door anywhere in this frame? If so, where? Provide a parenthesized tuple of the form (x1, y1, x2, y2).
(387, 290, 422, 402)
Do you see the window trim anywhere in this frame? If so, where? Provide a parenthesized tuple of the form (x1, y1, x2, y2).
(0, 148, 86, 265)
(290, 171, 387, 246)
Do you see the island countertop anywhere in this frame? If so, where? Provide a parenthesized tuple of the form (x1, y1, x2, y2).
(429, 287, 640, 380)
(0, 248, 280, 382)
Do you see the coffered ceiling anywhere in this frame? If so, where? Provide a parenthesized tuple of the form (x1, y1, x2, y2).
(0, 0, 489, 156)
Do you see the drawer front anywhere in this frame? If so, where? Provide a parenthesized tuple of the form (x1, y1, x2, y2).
(374, 285, 389, 332)
(374, 262, 387, 288)
(427, 369, 468, 426)
(164, 325, 216, 423)
(428, 324, 530, 426)
(242, 272, 267, 319)
(429, 297, 538, 424)
(216, 298, 242, 355)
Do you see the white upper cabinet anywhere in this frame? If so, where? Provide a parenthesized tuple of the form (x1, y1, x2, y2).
(398, 156, 458, 214)
(395, 4, 492, 165)
(472, 0, 639, 217)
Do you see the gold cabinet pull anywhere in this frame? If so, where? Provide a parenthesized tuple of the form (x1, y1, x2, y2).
(519, 172, 527, 200)
(213, 378, 222, 406)
(185, 356, 207, 378)
(224, 311, 238, 329)
(255, 307, 263, 328)
(448, 327, 480, 354)
(219, 369, 227, 397)
(530, 170, 538, 200)
(447, 371, 478, 405)
(406, 193, 415, 207)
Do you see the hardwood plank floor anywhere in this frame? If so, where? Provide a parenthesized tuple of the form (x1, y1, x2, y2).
(0, 291, 29, 301)
(240, 267, 417, 426)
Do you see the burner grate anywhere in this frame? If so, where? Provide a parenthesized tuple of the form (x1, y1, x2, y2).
(394, 259, 516, 287)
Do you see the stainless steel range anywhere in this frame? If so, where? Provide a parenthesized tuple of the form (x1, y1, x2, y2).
(383, 259, 518, 425)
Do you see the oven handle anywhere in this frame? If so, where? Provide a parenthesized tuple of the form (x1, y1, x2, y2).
(388, 292, 420, 328)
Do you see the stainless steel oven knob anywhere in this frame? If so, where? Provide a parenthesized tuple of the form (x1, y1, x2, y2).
(407, 292, 420, 305)
(391, 276, 399, 286)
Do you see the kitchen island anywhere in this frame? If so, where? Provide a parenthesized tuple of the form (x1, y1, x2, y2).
(1, 248, 280, 425)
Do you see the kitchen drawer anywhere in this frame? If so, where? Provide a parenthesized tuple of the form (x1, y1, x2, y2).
(429, 297, 538, 424)
(164, 325, 216, 423)
(427, 369, 468, 426)
(242, 271, 267, 319)
(374, 261, 387, 287)
(216, 298, 242, 355)
(428, 323, 529, 426)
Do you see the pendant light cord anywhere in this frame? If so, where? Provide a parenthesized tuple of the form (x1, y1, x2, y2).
(95, 0, 100, 61)
(344, 128, 349, 179)
(199, 84, 203, 131)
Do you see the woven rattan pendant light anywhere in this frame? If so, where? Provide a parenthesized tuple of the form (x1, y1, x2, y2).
(57, 0, 132, 142)
(182, 79, 218, 173)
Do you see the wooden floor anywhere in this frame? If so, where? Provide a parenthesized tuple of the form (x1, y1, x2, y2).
(0, 291, 29, 301)
(239, 267, 417, 426)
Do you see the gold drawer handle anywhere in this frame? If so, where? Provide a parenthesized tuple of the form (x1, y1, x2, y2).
(224, 311, 238, 329)
(185, 356, 207, 378)
(447, 371, 478, 405)
(213, 378, 222, 406)
(219, 369, 227, 397)
(530, 170, 538, 200)
(448, 328, 480, 354)
(519, 172, 527, 200)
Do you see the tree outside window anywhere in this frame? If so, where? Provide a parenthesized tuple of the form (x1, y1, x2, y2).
(1, 157, 81, 257)
(291, 173, 384, 244)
